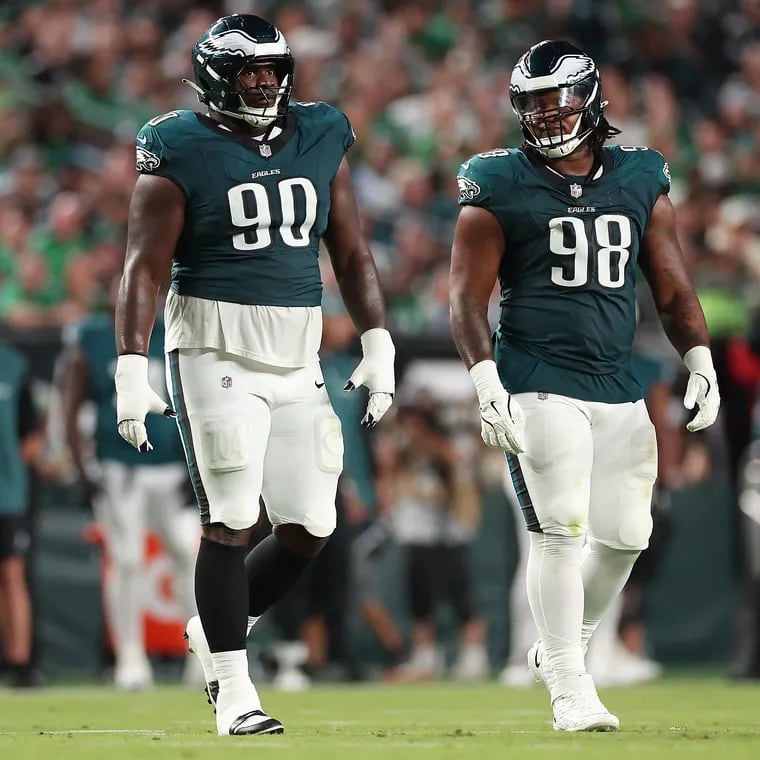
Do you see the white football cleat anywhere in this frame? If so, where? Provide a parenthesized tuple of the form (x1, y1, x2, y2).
(184, 616, 219, 710)
(551, 674, 619, 732)
(215, 686, 284, 736)
(527, 639, 555, 692)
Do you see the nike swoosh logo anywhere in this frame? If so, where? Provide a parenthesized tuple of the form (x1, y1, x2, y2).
(137, 136, 148, 144)
(534, 650, 541, 669)
(315, 381, 325, 388)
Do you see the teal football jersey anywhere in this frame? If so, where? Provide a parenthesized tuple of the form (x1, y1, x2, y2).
(135, 103, 355, 307)
(457, 145, 671, 403)
(74, 315, 183, 465)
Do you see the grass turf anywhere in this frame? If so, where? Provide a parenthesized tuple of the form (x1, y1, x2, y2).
(1, 677, 759, 759)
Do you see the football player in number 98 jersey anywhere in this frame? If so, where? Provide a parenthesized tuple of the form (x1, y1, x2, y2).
(114, 13, 395, 736)
(449, 40, 720, 732)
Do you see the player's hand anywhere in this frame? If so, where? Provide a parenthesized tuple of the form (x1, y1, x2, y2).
(469, 359, 525, 454)
(344, 328, 395, 428)
(683, 345, 720, 432)
(478, 392, 525, 453)
(115, 354, 176, 452)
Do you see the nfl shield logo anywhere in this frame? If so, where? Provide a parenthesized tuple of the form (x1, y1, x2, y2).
(221, 376, 233, 389)
(259, 143, 272, 158)
(570, 183, 582, 198)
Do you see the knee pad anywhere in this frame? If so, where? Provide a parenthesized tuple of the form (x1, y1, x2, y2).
(200, 415, 249, 472)
(617, 507, 654, 551)
(316, 414, 343, 474)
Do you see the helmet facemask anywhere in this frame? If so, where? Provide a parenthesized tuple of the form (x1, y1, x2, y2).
(212, 57, 293, 128)
(511, 78, 601, 159)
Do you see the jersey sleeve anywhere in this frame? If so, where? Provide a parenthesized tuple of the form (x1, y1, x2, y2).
(135, 112, 191, 196)
(650, 150, 671, 196)
(456, 155, 496, 208)
(337, 109, 356, 153)
(322, 103, 355, 153)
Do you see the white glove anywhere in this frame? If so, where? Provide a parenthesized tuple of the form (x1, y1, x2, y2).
(470, 359, 525, 454)
(115, 354, 176, 452)
(683, 345, 720, 432)
(344, 328, 395, 428)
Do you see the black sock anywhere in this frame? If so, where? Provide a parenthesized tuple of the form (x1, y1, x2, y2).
(245, 534, 313, 617)
(195, 538, 248, 652)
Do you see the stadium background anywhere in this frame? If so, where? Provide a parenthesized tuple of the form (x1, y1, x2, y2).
(0, 0, 757, 683)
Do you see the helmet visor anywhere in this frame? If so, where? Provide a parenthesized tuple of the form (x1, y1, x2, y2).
(512, 80, 595, 121)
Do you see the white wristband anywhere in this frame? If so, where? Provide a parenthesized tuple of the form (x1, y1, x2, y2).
(360, 328, 395, 357)
(469, 359, 505, 403)
(683, 345, 715, 376)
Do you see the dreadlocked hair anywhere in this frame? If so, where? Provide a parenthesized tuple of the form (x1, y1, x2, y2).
(588, 113, 621, 150)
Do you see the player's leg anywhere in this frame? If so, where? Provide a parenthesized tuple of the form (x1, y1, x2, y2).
(0, 516, 36, 687)
(447, 543, 489, 681)
(583, 400, 656, 652)
(96, 461, 152, 690)
(254, 363, 341, 622)
(512, 394, 591, 687)
(400, 543, 442, 679)
(512, 393, 618, 730)
(167, 348, 281, 736)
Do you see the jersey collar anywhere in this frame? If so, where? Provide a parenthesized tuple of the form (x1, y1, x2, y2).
(525, 147, 614, 190)
(195, 111, 299, 160)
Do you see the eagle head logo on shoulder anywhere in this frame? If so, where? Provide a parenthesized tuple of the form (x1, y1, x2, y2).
(136, 146, 160, 172)
(457, 175, 481, 202)
(197, 29, 281, 58)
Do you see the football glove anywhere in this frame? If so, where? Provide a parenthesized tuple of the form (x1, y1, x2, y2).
(115, 354, 176, 452)
(344, 328, 395, 428)
(683, 345, 720, 432)
(470, 359, 525, 454)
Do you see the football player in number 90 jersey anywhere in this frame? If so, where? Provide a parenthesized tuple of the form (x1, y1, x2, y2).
(114, 13, 395, 736)
(449, 40, 720, 732)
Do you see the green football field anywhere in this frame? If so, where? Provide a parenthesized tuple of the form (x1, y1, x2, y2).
(1, 677, 759, 759)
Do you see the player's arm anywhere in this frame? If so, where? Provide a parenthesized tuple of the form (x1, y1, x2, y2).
(324, 157, 395, 427)
(639, 193, 720, 431)
(113, 174, 182, 450)
(115, 174, 183, 355)
(324, 157, 386, 332)
(449, 205, 524, 453)
(449, 205, 502, 369)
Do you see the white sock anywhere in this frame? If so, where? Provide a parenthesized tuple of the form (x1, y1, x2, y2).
(210, 650, 260, 704)
(526, 532, 586, 695)
(585, 591, 623, 673)
(197, 616, 260, 685)
(581, 539, 640, 647)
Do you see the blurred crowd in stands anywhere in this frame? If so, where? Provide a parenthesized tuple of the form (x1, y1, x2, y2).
(1, 0, 759, 335)
(1, 0, 760, 688)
